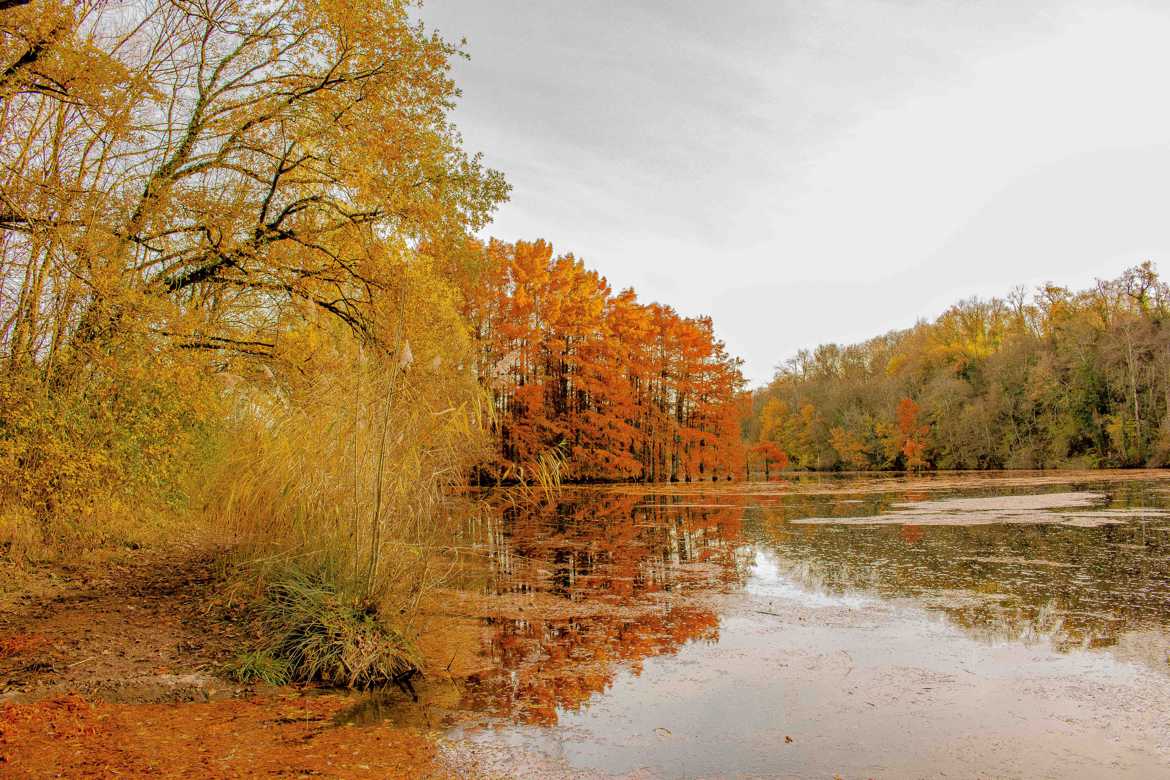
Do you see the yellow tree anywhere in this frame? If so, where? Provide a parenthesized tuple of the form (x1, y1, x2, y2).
(1, 0, 506, 370)
(0, 0, 507, 569)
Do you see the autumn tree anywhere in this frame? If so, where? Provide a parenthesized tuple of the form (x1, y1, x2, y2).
(749, 441, 788, 479)
(0, 0, 506, 584)
(465, 239, 745, 482)
(894, 397, 930, 470)
(748, 263, 1170, 471)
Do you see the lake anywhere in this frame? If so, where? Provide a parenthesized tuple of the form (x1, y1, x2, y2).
(350, 471, 1170, 778)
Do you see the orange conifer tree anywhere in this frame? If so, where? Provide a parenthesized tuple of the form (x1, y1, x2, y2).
(465, 240, 746, 482)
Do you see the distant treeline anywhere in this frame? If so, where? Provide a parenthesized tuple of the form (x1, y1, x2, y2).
(465, 240, 746, 483)
(746, 263, 1170, 471)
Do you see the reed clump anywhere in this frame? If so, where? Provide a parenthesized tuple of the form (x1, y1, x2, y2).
(258, 572, 419, 688)
(211, 292, 488, 685)
(225, 650, 290, 686)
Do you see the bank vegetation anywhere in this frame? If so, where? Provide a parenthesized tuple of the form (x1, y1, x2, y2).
(747, 263, 1170, 472)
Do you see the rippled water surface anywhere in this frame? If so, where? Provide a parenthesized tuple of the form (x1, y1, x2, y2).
(360, 471, 1170, 778)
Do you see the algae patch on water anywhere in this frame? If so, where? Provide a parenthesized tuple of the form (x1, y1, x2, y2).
(789, 491, 1169, 526)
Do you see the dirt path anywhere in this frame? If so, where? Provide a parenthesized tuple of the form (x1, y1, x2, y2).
(1, 545, 245, 704)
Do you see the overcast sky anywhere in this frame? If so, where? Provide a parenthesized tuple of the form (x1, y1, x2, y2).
(419, 0, 1170, 386)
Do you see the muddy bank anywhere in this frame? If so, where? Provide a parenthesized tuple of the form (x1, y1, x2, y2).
(0, 546, 246, 705)
(789, 491, 1169, 526)
(0, 547, 479, 778)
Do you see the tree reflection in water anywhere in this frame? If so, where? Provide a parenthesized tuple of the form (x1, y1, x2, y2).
(747, 480, 1170, 665)
(462, 493, 749, 725)
(457, 478, 1170, 725)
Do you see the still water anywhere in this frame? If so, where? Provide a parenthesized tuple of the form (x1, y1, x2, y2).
(371, 471, 1170, 778)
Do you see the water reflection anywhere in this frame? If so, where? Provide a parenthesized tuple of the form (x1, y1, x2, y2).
(481, 493, 750, 601)
(750, 493, 1170, 665)
(432, 476, 1170, 778)
(463, 607, 720, 725)
(459, 493, 750, 724)
(458, 477, 1170, 727)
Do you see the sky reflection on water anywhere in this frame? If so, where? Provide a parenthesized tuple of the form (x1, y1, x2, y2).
(431, 473, 1170, 777)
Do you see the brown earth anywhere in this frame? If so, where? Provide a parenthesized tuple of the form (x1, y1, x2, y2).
(0, 693, 444, 779)
(0, 546, 471, 778)
(0, 544, 247, 705)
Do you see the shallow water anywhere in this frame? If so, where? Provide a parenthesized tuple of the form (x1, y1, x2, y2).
(382, 472, 1170, 777)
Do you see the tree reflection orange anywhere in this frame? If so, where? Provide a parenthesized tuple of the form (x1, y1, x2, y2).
(463, 494, 745, 724)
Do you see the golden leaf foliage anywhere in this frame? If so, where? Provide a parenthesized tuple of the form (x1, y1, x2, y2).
(0, 0, 505, 566)
(749, 262, 1170, 471)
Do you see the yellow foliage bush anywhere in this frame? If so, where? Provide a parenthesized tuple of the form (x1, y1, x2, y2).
(0, 343, 223, 558)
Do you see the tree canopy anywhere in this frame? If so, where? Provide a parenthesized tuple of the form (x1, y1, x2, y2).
(747, 263, 1170, 471)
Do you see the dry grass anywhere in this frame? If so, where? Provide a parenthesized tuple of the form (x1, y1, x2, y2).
(258, 572, 419, 687)
(207, 321, 489, 683)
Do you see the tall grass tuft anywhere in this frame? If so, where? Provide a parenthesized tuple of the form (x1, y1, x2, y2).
(225, 649, 290, 686)
(260, 572, 419, 687)
(210, 268, 489, 685)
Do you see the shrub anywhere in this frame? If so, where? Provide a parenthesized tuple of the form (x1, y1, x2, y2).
(0, 345, 222, 559)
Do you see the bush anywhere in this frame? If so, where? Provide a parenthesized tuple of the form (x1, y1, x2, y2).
(0, 345, 222, 559)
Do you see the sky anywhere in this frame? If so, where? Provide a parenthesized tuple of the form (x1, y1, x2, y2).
(418, 0, 1170, 386)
